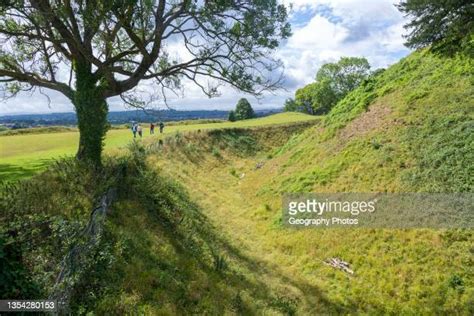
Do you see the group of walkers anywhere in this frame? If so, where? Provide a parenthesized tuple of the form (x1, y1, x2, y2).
(131, 121, 164, 138)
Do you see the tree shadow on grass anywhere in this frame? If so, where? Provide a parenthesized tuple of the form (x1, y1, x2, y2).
(119, 186, 362, 315)
(0, 159, 52, 182)
(13, 156, 365, 314)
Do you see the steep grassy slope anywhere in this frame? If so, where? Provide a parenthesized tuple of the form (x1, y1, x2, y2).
(272, 49, 473, 194)
(149, 50, 473, 314)
(0, 122, 319, 315)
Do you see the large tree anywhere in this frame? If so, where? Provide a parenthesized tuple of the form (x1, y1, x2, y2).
(397, 0, 473, 54)
(291, 57, 371, 115)
(315, 57, 371, 101)
(0, 0, 290, 164)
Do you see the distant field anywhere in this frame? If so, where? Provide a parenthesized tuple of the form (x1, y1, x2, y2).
(0, 112, 318, 181)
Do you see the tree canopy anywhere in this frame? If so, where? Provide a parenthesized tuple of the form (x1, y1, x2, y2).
(0, 0, 291, 163)
(288, 57, 371, 115)
(397, 0, 474, 54)
(294, 84, 316, 114)
(316, 57, 371, 100)
(234, 98, 254, 120)
(283, 98, 299, 112)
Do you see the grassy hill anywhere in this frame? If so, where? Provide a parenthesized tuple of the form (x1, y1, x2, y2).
(280, 49, 473, 194)
(1, 50, 473, 314)
(146, 50, 473, 314)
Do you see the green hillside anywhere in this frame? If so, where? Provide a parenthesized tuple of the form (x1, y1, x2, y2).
(147, 50, 473, 314)
(1, 50, 473, 314)
(274, 49, 473, 194)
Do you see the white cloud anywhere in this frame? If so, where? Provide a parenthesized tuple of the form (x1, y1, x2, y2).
(290, 16, 349, 49)
(279, 0, 410, 89)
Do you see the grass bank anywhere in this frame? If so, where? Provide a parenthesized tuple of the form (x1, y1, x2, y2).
(1, 140, 322, 314)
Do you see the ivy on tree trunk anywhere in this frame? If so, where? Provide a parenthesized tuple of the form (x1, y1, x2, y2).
(74, 61, 108, 165)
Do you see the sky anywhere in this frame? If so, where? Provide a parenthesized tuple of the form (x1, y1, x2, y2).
(0, 0, 411, 115)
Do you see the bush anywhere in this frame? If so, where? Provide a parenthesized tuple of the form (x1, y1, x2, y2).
(0, 235, 42, 299)
(0, 157, 129, 302)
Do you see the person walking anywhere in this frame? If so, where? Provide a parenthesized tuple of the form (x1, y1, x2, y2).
(159, 121, 164, 134)
(137, 124, 143, 138)
(131, 122, 137, 138)
(150, 122, 155, 135)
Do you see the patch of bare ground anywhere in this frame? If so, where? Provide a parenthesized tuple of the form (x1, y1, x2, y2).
(339, 104, 391, 140)
(332, 103, 398, 151)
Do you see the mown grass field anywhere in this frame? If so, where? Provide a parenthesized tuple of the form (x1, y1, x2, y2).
(0, 112, 318, 181)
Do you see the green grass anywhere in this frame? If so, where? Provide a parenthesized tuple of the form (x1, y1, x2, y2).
(0, 112, 318, 181)
(1, 49, 472, 314)
(278, 50, 473, 194)
(0, 126, 77, 136)
(145, 50, 474, 314)
(0, 148, 320, 314)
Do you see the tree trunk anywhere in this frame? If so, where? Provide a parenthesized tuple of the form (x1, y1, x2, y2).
(74, 61, 108, 166)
